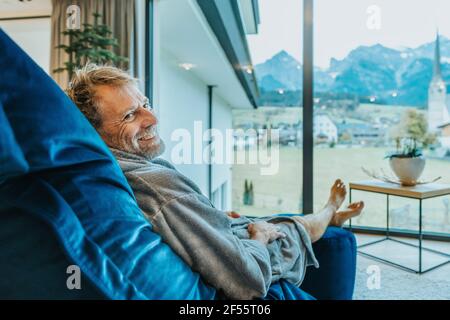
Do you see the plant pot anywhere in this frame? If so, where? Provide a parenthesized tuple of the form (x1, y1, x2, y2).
(389, 155, 426, 186)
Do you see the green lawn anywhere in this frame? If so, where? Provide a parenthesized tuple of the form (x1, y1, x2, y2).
(232, 147, 450, 234)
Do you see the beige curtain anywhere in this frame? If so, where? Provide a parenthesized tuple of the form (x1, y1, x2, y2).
(50, 0, 137, 89)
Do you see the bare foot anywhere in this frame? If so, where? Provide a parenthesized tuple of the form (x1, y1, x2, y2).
(327, 179, 347, 211)
(331, 201, 365, 227)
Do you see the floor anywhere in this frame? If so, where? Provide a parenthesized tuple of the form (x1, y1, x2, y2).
(352, 233, 450, 300)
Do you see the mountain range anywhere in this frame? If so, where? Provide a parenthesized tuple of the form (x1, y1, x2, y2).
(255, 36, 450, 107)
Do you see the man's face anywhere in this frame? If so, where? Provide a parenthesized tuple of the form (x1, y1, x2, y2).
(95, 84, 165, 159)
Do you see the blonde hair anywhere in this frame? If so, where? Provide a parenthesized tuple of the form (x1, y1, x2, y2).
(66, 64, 137, 128)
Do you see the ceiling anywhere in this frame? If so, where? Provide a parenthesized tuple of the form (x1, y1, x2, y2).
(0, 0, 52, 19)
(159, 0, 253, 109)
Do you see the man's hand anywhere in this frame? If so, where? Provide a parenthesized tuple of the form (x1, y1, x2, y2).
(248, 221, 286, 245)
(226, 211, 241, 218)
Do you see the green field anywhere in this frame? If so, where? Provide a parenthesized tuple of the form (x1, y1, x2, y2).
(232, 147, 450, 234)
(232, 104, 421, 128)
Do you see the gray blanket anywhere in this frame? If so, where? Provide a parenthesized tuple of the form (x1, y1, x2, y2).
(111, 148, 319, 299)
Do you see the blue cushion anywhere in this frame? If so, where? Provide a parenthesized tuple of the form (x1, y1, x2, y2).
(0, 202, 104, 299)
(0, 105, 28, 182)
(0, 29, 215, 300)
(264, 280, 316, 300)
(301, 226, 357, 300)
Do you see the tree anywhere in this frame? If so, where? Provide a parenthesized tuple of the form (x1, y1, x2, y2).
(392, 109, 437, 148)
(248, 182, 254, 206)
(339, 131, 352, 144)
(54, 13, 128, 80)
(243, 180, 249, 205)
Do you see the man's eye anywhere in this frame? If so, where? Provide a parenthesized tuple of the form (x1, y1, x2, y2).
(124, 112, 135, 121)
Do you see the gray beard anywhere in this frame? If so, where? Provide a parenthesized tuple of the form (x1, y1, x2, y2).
(140, 138, 166, 160)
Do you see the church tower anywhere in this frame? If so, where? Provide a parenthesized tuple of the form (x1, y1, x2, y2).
(428, 32, 449, 132)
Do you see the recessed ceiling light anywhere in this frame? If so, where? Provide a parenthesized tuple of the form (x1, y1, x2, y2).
(239, 64, 253, 74)
(179, 63, 195, 71)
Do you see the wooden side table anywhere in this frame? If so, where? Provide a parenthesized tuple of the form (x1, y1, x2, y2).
(349, 180, 450, 274)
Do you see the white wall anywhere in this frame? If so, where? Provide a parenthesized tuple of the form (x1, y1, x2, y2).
(0, 18, 51, 73)
(157, 49, 233, 208)
(0, 0, 52, 19)
(158, 49, 210, 195)
(212, 93, 233, 210)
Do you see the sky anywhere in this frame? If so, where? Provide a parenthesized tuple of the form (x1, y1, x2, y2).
(247, 0, 450, 68)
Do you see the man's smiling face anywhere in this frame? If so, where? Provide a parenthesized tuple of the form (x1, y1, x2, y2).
(95, 84, 165, 159)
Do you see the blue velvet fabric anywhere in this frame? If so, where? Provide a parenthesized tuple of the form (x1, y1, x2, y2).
(0, 106, 28, 183)
(0, 29, 356, 300)
(0, 204, 105, 299)
(264, 280, 316, 300)
(301, 226, 356, 300)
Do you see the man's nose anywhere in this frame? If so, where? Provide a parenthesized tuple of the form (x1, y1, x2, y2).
(140, 107, 158, 128)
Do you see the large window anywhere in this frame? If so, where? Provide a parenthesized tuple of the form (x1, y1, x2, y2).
(233, 0, 450, 239)
(232, 0, 303, 216)
(313, 0, 450, 235)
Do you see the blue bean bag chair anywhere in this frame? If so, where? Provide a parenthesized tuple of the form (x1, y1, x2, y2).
(0, 29, 356, 300)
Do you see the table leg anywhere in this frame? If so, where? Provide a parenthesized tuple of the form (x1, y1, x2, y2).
(386, 194, 390, 239)
(419, 199, 423, 274)
(349, 188, 352, 230)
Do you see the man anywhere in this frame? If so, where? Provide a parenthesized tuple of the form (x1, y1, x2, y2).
(67, 64, 364, 299)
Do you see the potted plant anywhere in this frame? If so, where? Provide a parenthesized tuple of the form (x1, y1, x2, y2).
(54, 13, 128, 81)
(385, 137, 426, 186)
